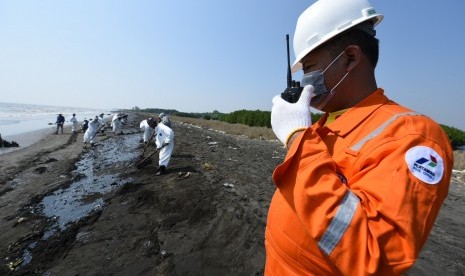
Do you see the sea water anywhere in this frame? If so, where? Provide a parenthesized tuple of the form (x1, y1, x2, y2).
(0, 102, 108, 138)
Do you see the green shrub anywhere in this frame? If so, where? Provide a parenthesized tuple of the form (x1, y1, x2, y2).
(441, 124, 465, 150)
(218, 110, 271, 128)
(136, 108, 465, 150)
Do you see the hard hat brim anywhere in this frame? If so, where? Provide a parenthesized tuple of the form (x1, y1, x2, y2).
(291, 14, 383, 73)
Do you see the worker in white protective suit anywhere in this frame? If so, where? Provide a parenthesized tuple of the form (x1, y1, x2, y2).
(111, 113, 123, 135)
(140, 117, 156, 145)
(120, 113, 128, 124)
(152, 120, 174, 176)
(98, 113, 106, 133)
(158, 112, 172, 128)
(69, 113, 78, 133)
(83, 116, 102, 146)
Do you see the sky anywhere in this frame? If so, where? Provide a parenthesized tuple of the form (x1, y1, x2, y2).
(1, 0, 464, 130)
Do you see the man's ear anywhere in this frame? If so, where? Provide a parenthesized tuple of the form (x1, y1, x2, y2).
(344, 45, 361, 72)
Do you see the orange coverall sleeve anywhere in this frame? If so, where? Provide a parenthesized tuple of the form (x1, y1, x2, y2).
(272, 121, 453, 275)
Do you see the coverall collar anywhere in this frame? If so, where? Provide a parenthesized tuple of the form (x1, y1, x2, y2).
(317, 88, 388, 137)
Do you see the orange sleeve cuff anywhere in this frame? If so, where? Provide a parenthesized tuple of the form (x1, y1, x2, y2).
(285, 127, 307, 149)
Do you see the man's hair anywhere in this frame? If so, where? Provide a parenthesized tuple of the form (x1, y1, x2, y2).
(323, 24, 380, 68)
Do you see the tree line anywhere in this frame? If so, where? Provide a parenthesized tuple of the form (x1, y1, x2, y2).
(217, 110, 271, 128)
(440, 125, 465, 150)
(137, 108, 465, 150)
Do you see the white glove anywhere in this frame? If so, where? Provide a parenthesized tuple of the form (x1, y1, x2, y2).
(271, 85, 313, 146)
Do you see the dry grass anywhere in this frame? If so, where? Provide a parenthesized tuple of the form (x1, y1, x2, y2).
(173, 116, 465, 172)
(453, 151, 465, 182)
(134, 112, 277, 140)
(138, 112, 465, 171)
(454, 151, 465, 171)
(171, 115, 277, 140)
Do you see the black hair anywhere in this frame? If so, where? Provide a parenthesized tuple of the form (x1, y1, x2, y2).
(324, 24, 380, 68)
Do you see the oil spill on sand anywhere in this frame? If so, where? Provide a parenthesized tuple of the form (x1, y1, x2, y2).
(20, 134, 141, 267)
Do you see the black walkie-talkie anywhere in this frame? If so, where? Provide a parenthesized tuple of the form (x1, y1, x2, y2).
(281, 34, 303, 103)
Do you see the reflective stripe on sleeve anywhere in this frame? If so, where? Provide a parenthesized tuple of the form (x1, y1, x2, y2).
(318, 191, 359, 256)
(350, 112, 421, 151)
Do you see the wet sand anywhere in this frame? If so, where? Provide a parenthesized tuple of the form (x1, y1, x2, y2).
(1, 128, 54, 155)
(0, 112, 464, 275)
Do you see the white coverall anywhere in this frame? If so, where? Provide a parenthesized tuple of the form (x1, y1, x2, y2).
(83, 119, 101, 144)
(69, 115, 78, 132)
(154, 123, 174, 167)
(98, 115, 106, 130)
(111, 115, 122, 134)
(160, 116, 171, 128)
(139, 119, 154, 143)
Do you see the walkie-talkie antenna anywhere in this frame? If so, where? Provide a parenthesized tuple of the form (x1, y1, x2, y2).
(286, 34, 292, 89)
(281, 33, 303, 103)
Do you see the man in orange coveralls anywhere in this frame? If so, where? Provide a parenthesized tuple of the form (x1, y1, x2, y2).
(267, 0, 454, 275)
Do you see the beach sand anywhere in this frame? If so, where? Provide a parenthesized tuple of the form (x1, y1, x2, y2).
(1, 127, 55, 155)
(0, 112, 464, 275)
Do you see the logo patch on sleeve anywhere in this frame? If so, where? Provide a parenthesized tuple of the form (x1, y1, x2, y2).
(405, 146, 444, 184)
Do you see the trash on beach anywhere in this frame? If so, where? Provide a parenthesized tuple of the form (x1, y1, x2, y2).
(208, 141, 219, 152)
(223, 183, 234, 188)
(177, 172, 191, 179)
(203, 163, 212, 171)
(12, 217, 27, 227)
(7, 258, 24, 271)
(160, 250, 170, 260)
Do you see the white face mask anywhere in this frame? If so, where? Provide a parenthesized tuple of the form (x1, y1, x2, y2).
(301, 51, 349, 110)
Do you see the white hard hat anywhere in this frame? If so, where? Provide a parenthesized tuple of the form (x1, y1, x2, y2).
(292, 0, 383, 72)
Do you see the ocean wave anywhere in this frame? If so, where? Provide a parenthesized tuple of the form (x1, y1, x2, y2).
(0, 102, 109, 136)
(0, 119, 20, 126)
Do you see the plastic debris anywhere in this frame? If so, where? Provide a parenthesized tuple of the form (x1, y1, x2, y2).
(223, 183, 234, 188)
(160, 250, 169, 260)
(177, 172, 191, 179)
(7, 259, 23, 271)
(203, 163, 212, 171)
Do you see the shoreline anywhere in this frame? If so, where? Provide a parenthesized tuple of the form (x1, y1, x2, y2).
(0, 126, 68, 155)
(0, 112, 116, 156)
